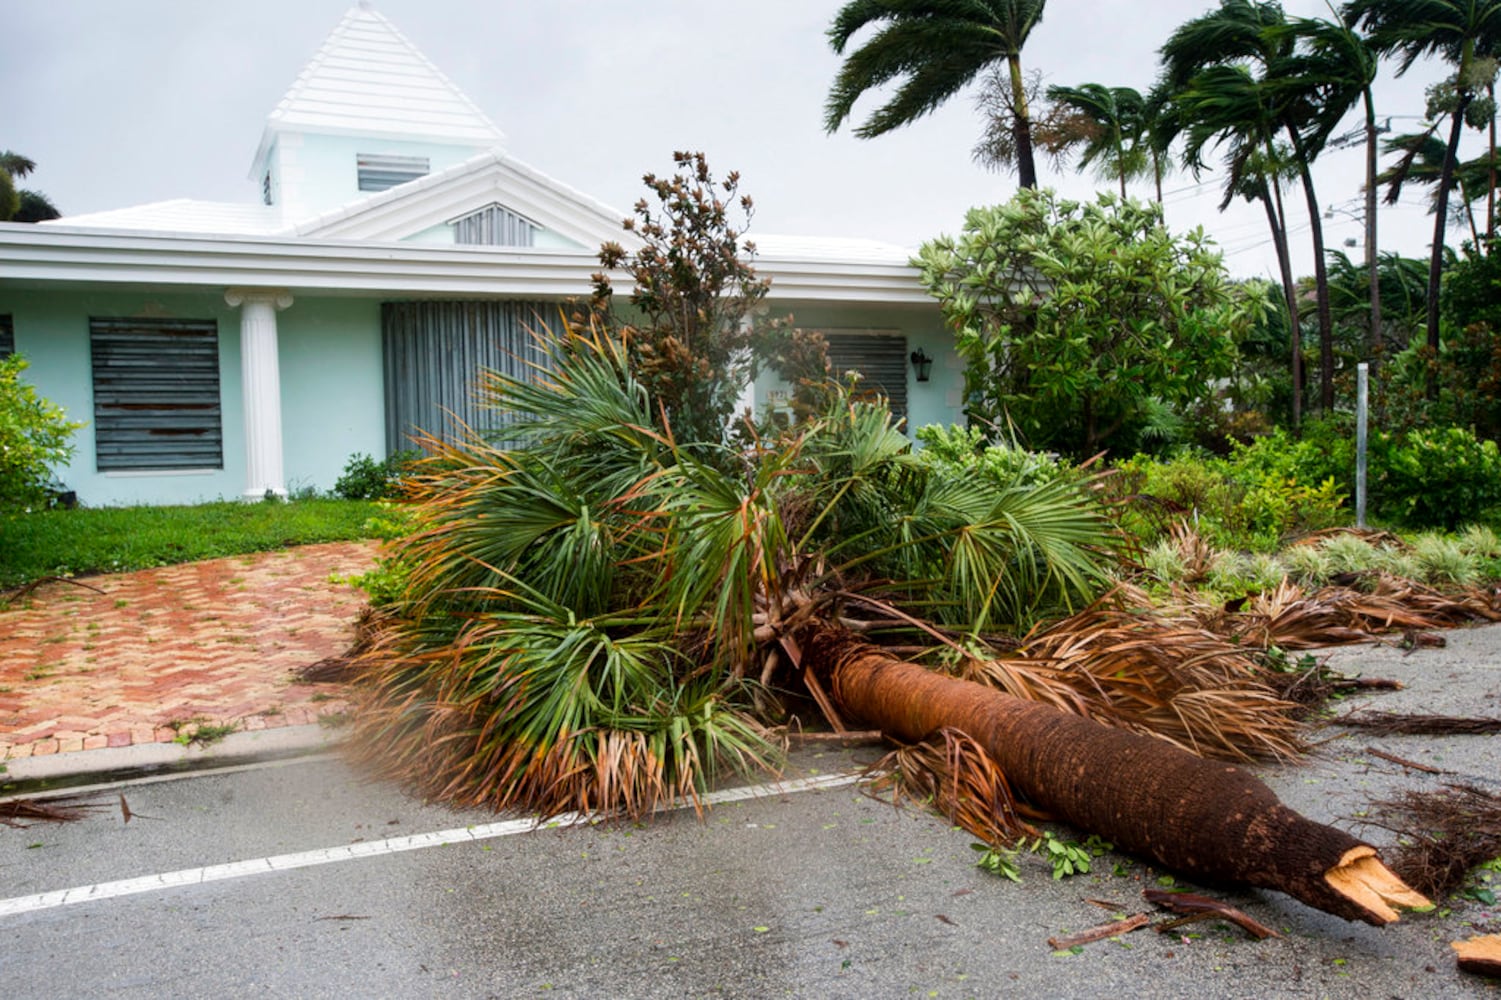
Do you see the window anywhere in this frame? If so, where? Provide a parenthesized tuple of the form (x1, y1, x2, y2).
(90, 318, 222, 471)
(261, 171, 272, 206)
(357, 153, 429, 192)
(454, 204, 539, 247)
(824, 331, 909, 421)
(0, 315, 13, 359)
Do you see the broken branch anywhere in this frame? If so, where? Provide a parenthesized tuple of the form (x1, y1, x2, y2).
(1143, 889, 1281, 940)
(1048, 914, 1150, 951)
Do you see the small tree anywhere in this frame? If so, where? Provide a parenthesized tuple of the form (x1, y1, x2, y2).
(0, 355, 81, 509)
(915, 189, 1260, 456)
(591, 152, 771, 446)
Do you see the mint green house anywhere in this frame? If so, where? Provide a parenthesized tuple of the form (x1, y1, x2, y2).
(0, 6, 959, 506)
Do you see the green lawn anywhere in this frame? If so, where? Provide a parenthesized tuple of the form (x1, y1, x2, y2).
(0, 498, 388, 590)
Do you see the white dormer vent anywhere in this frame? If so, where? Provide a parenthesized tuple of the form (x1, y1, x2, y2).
(454, 204, 539, 247)
(357, 153, 430, 192)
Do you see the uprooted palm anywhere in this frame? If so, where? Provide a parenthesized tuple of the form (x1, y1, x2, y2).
(353, 319, 1117, 815)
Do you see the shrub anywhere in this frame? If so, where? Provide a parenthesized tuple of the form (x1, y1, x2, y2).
(914, 424, 1071, 489)
(1372, 426, 1501, 530)
(0, 355, 81, 510)
(333, 450, 419, 501)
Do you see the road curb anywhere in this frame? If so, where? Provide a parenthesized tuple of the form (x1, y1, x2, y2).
(0, 724, 345, 799)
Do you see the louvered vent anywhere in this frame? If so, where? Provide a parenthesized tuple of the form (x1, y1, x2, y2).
(357, 153, 430, 192)
(454, 205, 539, 247)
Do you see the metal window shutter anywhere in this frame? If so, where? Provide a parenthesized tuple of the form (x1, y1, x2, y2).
(90, 319, 222, 471)
(383, 301, 551, 453)
(823, 333, 909, 421)
(356, 153, 430, 192)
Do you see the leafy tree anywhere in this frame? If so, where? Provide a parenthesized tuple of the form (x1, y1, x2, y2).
(914, 189, 1260, 456)
(590, 152, 769, 447)
(0, 151, 59, 223)
(824, 0, 1049, 188)
(1346, 0, 1501, 351)
(0, 355, 81, 509)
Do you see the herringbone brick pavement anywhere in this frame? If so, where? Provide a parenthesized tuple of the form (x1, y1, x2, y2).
(0, 541, 378, 762)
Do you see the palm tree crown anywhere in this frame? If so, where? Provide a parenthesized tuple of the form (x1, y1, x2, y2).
(824, 0, 1049, 187)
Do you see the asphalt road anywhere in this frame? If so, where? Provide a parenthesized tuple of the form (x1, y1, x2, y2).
(3, 627, 1500, 999)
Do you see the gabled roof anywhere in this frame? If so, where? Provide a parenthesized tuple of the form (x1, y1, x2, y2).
(288, 149, 634, 250)
(251, 5, 504, 178)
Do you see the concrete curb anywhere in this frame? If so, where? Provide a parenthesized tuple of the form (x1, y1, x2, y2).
(0, 724, 345, 799)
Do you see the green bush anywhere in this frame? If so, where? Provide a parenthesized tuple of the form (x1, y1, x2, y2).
(1372, 426, 1501, 530)
(333, 450, 419, 501)
(0, 355, 81, 510)
(914, 424, 1072, 489)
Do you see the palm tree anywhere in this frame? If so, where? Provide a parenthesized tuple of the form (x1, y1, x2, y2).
(0, 151, 60, 223)
(824, 0, 1049, 189)
(1293, 13, 1384, 368)
(1170, 63, 1308, 427)
(1043, 83, 1151, 198)
(1379, 130, 1491, 244)
(1345, 0, 1501, 351)
(1162, 0, 1345, 415)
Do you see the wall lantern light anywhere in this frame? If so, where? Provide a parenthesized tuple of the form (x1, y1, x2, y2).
(910, 348, 933, 383)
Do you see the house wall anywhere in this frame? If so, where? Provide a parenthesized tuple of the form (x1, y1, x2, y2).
(758, 301, 963, 436)
(270, 131, 488, 222)
(1, 288, 385, 506)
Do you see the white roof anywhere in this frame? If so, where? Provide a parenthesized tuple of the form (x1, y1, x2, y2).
(751, 234, 915, 266)
(260, 6, 504, 150)
(49, 199, 285, 236)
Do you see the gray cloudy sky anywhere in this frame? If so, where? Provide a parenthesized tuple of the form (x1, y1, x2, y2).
(5, 0, 1476, 279)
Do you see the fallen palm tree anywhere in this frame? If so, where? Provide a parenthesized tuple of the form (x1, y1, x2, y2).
(806, 625, 1428, 926)
(352, 321, 1427, 926)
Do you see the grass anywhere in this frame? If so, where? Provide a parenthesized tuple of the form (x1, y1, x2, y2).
(0, 498, 386, 589)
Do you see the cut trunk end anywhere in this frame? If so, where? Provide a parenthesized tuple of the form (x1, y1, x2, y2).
(1323, 847, 1431, 926)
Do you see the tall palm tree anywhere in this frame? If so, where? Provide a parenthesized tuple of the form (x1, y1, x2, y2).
(1294, 14, 1384, 368)
(1345, 0, 1501, 351)
(1162, 0, 1343, 414)
(824, 0, 1049, 188)
(1170, 62, 1308, 427)
(1379, 130, 1491, 245)
(1043, 83, 1151, 197)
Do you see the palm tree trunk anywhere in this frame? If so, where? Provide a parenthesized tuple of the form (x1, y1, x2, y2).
(802, 625, 1428, 926)
(1007, 54, 1038, 190)
(1489, 81, 1497, 241)
(1285, 122, 1336, 414)
(1429, 97, 1470, 355)
(1364, 94, 1383, 368)
(1261, 175, 1304, 430)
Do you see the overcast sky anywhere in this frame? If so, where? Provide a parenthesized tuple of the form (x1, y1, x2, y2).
(6, 0, 1481, 280)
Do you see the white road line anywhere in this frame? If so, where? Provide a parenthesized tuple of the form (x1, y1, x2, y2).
(0, 771, 861, 919)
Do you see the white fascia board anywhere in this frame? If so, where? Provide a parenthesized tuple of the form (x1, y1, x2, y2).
(0, 226, 927, 304)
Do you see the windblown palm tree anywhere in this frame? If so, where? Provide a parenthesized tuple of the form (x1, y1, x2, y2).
(1043, 83, 1151, 198)
(824, 0, 1048, 189)
(1162, 0, 1346, 414)
(0, 151, 59, 223)
(1345, 0, 1501, 350)
(352, 318, 1427, 927)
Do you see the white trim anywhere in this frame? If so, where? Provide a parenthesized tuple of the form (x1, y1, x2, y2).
(0, 225, 932, 305)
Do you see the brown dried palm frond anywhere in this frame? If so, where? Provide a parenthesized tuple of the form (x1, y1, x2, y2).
(960, 595, 1305, 762)
(1335, 712, 1501, 736)
(1366, 783, 1501, 900)
(869, 727, 1041, 847)
(0, 795, 102, 827)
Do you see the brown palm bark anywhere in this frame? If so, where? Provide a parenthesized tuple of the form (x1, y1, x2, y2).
(801, 624, 1427, 926)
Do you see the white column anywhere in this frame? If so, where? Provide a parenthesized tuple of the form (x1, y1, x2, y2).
(225, 288, 293, 500)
